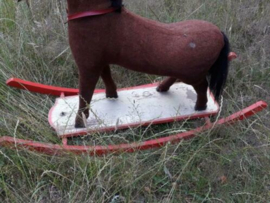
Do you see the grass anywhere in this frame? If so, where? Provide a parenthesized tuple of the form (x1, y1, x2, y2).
(0, 0, 270, 202)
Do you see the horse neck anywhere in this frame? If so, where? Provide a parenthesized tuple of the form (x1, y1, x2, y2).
(67, 0, 112, 14)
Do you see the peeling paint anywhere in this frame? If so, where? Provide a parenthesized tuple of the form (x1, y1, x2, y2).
(189, 42, 196, 48)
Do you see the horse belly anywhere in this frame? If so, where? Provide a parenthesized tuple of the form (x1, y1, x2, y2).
(116, 35, 222, 78)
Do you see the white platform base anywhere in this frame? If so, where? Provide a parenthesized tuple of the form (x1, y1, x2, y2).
(49, 83, 219, 137)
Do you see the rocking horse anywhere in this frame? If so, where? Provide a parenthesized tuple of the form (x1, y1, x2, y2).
(0, 0, 267, 155)
(67, 0, 230, 128)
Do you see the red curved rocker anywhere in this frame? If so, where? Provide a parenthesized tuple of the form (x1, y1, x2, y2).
(0, 53, 267, 156)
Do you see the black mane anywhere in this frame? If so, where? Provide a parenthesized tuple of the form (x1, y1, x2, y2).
(110, 0, 123, 12)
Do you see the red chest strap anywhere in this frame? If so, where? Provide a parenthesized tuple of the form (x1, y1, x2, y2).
(68, 7, 117, 22)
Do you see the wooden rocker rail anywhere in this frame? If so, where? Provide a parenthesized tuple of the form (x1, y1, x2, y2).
(0, 101, 267, 156)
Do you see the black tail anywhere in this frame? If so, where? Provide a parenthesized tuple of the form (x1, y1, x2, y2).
(208, 32, 230, 101)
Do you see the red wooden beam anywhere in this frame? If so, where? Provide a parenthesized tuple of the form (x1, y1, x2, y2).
(6, 78, 104, 96)
(228, 52, 237, 61)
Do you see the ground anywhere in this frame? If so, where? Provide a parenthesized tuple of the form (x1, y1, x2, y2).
(0, 0, 269, 202)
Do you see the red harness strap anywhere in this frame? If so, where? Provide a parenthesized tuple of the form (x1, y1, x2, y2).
(68, 7, 117, 21)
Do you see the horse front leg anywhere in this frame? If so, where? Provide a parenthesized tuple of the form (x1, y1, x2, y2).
(101, 65, 118, 98)
(75, 67, 101, 128)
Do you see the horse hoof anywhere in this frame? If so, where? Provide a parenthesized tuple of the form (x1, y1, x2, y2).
(156, 86, 169, 92)
(75, 115, 86, 128)
(106, 92, 118, 98)
(195, 105, 207, 111)
(75, 122, 85, 128)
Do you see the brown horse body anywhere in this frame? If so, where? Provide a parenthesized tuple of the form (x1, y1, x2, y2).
(67, 0, 229, 128)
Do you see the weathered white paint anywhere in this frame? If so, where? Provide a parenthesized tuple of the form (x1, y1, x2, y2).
(49, 83, 218, 137)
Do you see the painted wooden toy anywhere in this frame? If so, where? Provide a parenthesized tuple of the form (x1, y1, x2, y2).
(66, 0, 231, 128)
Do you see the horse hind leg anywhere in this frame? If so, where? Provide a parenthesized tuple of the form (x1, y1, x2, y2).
(192, 78, 208, 111)
(156, 77, 177, 92)
(101, 65, 118, 98)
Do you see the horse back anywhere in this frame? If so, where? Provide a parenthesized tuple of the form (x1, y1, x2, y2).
(108, 10, 224, 76)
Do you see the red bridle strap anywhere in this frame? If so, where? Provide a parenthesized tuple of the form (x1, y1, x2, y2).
(68, 7, 117, 21)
